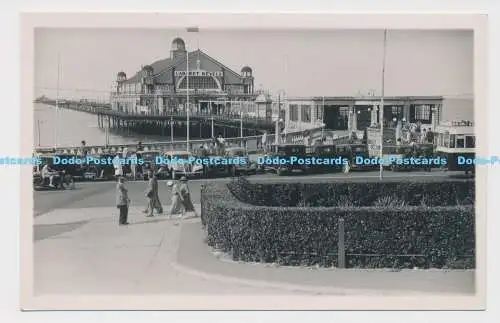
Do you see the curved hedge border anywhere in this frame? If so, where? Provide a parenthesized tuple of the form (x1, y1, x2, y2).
(227, 177, 475, 207)
(201, 180, 475, 269)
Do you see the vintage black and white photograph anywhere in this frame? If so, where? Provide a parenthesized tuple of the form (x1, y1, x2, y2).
(23, 14, 485, 310)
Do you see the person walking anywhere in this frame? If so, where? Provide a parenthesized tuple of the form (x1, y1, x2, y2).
(130, 151, 137, 180)
(167, 179, 184, 218)
(116, 177, 130, 226)
(179, 176, 197, 216)
(143, 170, 163, 217)
(113, 153, 123, 178)
(261, 131, 268, 152)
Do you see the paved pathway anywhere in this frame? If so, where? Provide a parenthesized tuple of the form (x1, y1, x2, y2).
(32, 171, 475, 296)
(34, 204, 475, 296)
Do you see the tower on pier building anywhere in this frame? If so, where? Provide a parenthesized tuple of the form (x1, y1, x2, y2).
(111, 37, 258, 116)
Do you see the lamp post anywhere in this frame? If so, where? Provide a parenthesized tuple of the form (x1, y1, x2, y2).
(54, 52, 61, 149)
(321, 96, 325, 140)
(379, 29, 388, 181)
(240, 102, 244, 138)
(37, 120, 42, 146)
(274, 117, 283, 147)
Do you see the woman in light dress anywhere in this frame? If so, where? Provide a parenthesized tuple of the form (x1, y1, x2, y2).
(179, 177, 197, 215)
(166, 176, 197, 218)
(167, 179, 184, 218)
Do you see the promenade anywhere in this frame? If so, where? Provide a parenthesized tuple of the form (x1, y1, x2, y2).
(33, 172, 475, 298)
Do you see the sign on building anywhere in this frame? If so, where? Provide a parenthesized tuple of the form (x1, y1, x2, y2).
(174, 70, 223, 77)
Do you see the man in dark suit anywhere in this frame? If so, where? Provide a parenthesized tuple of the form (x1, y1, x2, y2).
(116, 176, 130, 225)
(143, 170, 163, 217)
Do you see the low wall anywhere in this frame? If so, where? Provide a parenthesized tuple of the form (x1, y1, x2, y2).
(201, 179, 475, 269)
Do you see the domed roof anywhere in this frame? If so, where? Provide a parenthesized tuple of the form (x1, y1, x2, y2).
(171, 37, 186, 50)
(142, 65, 153, 71)
(241, 66, 252, 73)
(117, 71, 126, 77)
(255, 93, 271, 103)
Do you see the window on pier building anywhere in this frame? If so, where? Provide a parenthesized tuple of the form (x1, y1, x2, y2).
(391, 106, 403, 119)
(414, 105, 431, 123)
(178, 76, 220, 91)
(455, 135, 465, 148)
(280, 109, 286, 121)
(289, 104, 299, 121)
(465, 135, 475, 148)
(316, 104, 324, 121)
(301, 105, 311, 123)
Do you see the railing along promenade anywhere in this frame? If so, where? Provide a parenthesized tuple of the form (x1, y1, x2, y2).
(37, 98, 275, 130)
(34, 128, 350, 156)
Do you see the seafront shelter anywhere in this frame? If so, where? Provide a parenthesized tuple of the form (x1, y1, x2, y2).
(283, 96, 444, 134)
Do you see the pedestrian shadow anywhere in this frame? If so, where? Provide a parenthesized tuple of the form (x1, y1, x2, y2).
(130, 214, 199, 226)
(131, 217, 170, 226)
(33, 187, 84, 193)
(447, 174, 475, 179)
(34, 220, 89, 241)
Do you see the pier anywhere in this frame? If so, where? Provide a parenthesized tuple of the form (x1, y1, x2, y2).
(37, 98, 276, 139)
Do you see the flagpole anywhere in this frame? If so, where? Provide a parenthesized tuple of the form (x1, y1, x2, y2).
(185, 26, 199, 152)
(379, 29, 387, 180)
(186, 49, 190, 152)
(54, 52, 60, 149)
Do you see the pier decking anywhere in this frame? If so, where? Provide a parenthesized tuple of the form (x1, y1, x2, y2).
(37, 98, 276, 139)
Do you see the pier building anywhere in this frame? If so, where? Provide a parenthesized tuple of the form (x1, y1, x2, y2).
(111, 37, 258, 116)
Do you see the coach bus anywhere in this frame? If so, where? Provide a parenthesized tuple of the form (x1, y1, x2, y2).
(434, 120, 475, 174)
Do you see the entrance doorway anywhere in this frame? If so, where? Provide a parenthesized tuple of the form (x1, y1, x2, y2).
(356, 107, 371, 130)
(323, 106, 348, 130)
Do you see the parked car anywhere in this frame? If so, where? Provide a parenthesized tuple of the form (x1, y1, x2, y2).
(336, 144, 375, 174)
(137, 150, 162, 180)
(264, 144, 308, 176)
(82, 153, 116, 180)
(382, 143, 435, 172)
(224, 147, 258, 176)
(305, 144, 342, 174)
(163, 151, 204, 179)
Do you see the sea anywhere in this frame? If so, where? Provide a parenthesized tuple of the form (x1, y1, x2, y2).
(33, 98, 474, 148)
(34, 103, 184, 148)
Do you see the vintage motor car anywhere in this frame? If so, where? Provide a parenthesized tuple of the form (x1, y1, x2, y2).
(381, 143, 435, 172)
(336, 144, 375, 174)
(305, 144, 342, 174)
(81, 153, 117, 180)
(224, 147, 258, 176)
(263, 144, 308, 176)
(136, 150, 163, 180)
(163, 151, 204, 180)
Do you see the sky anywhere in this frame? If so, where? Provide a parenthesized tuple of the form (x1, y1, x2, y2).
(34, 28, 473, 100)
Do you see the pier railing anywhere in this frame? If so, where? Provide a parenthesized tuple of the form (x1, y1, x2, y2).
(38, 98, 275, 126)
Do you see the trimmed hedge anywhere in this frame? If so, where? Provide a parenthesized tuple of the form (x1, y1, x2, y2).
(227, 177, 475, 207)
(201, 179, 475, 269)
